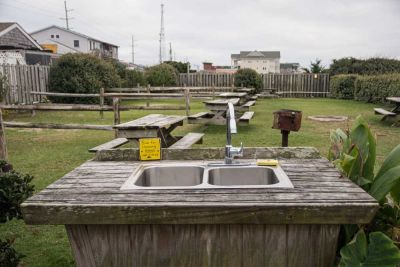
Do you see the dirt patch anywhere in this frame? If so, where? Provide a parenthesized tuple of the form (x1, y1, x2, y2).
(308, 115, 348, 122)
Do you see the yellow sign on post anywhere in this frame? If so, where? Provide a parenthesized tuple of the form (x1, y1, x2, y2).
(139, 138, 161, 161)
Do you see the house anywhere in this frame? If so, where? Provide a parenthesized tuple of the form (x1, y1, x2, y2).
(280, 63, 301, 73)
(31, 25, 118, 59)
(202, 62, 236, 74)
(231, 51, 280, 74)
(0, 22, 56, 65)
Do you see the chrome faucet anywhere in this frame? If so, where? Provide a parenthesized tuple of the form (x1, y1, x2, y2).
(225, 102, 243, 164)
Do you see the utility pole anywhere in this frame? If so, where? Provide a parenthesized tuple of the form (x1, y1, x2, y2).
(60, 0, 73, 30)
(131, 35, 135, 65)
(169, 42, 173, 61)
(159, 3, 166, 63)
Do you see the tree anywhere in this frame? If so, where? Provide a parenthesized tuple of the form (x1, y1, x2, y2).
(302, 59, 326, 73)
(233, 68, 263, 92)
(145, 63, 178, 86)
(163, 61, 190, 73)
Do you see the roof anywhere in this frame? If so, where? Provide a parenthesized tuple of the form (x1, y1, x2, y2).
(30, 25, 119, 47)
(0, 22, 43, 50)
(231, 51, 280, 59)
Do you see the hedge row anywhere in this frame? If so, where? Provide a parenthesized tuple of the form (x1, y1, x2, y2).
(330, 57, 400, 76)
(330, 74, 400, 103)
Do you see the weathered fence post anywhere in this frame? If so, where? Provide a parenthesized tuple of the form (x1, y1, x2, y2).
(113, 97, 120, 138)
(184, 86, 190, 117)
(146, 84, 150, 107)
(0, 109, 7, 160)
(136, 83, 140, 93)
(99, 88, 104, 119)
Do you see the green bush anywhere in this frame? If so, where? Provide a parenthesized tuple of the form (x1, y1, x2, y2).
(0, 160, 34, 267)
(234, 68, 263, 93)
(163, 61, 189, 73)
(123, 69, 146, 87)
(145, 63, 178, 86)
(48, 53, 121, 104)
(330, 57, 400, 76)
(330, 74, 358, 99)
(0, 240, 23, 267)
(354, 74, 400, 103)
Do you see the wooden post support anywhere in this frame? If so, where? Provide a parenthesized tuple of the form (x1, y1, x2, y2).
(136, 83, 140, 93)
(0, 109, 7, 160)
(184, 87, 190, 117)
(146, 84, 150, 107)
(99, 88, 105, 119)
(113, 98, 120, 138)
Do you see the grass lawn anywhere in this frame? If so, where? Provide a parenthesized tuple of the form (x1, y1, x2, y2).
(1, 98, 399, 266)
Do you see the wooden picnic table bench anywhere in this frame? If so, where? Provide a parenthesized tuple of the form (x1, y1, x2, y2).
(113, 114, 186, 147)
(374, 97, 400, 123)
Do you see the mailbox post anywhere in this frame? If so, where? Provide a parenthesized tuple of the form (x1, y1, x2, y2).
(272, 109, 302, 147)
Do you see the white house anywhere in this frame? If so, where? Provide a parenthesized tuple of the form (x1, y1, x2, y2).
(30, 25, 118, 59)
(231, 51, 280, 74)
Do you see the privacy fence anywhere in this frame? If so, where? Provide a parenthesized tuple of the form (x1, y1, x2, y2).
(0, 65, 330, 104)
(178, 73, 330, 97)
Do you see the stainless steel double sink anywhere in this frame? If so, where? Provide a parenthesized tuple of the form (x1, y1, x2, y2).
(121, 162, 294, 190)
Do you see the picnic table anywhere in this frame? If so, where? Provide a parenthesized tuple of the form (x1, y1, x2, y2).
(188, 98, 254, 125)
(113, 114, 186, 147)
(218, 92, 248, 104)
(374, 97, 400, 124)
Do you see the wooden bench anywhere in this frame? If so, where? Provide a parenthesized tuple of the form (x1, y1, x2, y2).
(89, 138, 129, 152)
(242, 100, 256, 107)
(169, 133, 204, 149)
(238, 111, 255, 125)
(250, 95, 258, 101)
(374, 108, 397, 121)
(187, 112, 214, 124)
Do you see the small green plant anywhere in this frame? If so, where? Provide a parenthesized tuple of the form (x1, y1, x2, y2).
(330, 74, 358, 99)
(0, 73, 8, 103)
(145, 63, 178, 86)
(301, 58, 326, 73)
(233, 68, 263, 93)
(328, 116, 400, 265)
(0, 239, 24, 267)
(0, 161, 34, 266)
(339, 230, 400, 267)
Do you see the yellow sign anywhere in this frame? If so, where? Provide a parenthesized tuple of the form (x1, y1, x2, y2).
(139, 138, 161, 161)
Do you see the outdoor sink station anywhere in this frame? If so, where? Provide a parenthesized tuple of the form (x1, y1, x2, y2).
(21, 104, 379, 267)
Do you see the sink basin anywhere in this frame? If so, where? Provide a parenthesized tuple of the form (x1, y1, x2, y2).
(133, 165, 204, 188)
(207, 166, 278, 186)
(120, 162, 293, 190)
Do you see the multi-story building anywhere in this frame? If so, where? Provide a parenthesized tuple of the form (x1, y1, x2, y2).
(231, 51, 280, 74)
(31, 25, 118, 59)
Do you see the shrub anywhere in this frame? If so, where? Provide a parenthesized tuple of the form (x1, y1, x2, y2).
(123, 69, 146, 87)
(330, 74, 358, 99)
(48, 53, 121, 104)
(0, 161, 34, 267)
(163, 61, 189, 73)
(234, 68, 263, 93)
(145, 63, 178, 86)
(330, 57, 400, 76)
(354, 74, 400, 103)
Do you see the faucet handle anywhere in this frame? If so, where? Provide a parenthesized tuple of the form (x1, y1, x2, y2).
(231, 142, 244, 158)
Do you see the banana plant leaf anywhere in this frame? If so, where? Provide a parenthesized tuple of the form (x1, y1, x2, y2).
(339, 230, 400, 267)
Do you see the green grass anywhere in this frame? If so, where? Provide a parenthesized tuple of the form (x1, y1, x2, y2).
(1, 98, 399, 266)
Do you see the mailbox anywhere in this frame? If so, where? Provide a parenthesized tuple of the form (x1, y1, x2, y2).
(272, 109, 302, 132)
(272, 109, 302, 147)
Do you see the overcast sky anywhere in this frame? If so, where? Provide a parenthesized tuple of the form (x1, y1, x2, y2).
(1, 0, 400, 69)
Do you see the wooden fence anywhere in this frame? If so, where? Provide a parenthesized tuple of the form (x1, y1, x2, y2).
(178, 73, 330, 97)
(0, 64, 50, 104)
(0, 65, 330, 105)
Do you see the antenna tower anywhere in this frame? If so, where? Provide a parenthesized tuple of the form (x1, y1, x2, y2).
(159, 4, 166, 63)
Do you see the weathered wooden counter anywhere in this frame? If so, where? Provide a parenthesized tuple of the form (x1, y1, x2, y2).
(21, 147, 379, 267)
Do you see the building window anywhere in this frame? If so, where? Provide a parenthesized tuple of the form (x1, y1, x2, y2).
(56, 35, 59, 38)
(51, 35, 54, 38)
(74, 40, 80, 48)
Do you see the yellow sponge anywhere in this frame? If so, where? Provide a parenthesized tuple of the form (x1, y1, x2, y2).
(256, 159, 279, 166)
